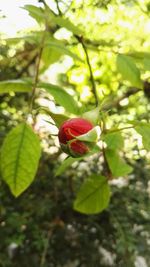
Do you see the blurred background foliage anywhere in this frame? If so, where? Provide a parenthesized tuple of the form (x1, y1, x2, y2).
(0, 0, 150, 266)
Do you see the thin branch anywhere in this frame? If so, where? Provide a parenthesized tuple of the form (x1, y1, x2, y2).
(75, 35, 99, 106)
(55, 0, 62, 15)
(102, 145, 113, 180)
(28, 33, 46, 116)
(40, 228, 53, 267)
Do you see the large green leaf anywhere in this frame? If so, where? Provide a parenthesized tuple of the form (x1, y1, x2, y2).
(135, 123, 150, 150)
(103, 132, 124, 150)
(0, 80, 32, 94)
(45, 40, 83, 62)
(74, 175, 110, 214)
(105, 149, 132, 177)
(126, 51, 150, 71)
(0, 123, 41, 197)
(38, 82, 80, 115)
(24, 4, 82, 35)
(116, 54, 142, 89)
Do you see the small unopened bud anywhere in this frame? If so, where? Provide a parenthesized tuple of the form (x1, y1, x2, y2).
(58, 118, 100, 157)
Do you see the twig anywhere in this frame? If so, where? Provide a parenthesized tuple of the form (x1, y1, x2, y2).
(75, 35, 99, 106)
(55, 0, 62, 15)
(102, 145, 113, 180)
(28, 33, 46, 116)
(40, 228, 53, 267)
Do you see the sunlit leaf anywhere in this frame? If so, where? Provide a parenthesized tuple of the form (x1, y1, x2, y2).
(23, 5, 45, 24)
(0, 80, 32, 94)
(143, 58, 150, 71)
(41, 47, 62, 72)
(45, 40, 83, 62)
(0, 123, 41, 197)
(38, 82, 80, 115)
(135, 123, 150, 150)
(116, 54, 142, 89)
(74, 175, 110, 214)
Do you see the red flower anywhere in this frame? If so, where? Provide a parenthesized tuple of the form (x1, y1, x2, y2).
(58, 118, 94, 157)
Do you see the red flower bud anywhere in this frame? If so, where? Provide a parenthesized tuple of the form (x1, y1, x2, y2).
(58, 118, 94, 157)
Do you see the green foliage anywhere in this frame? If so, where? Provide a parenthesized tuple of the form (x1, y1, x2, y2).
(45, 39, 83, 62)
(38, 82, 80, 114)
(105, 149, 133, 177)
(74, 175, 110, 214)
(0, 123, 41, 196)
(82, 106, 100, 125)
(41, 47, 62, 72)
(23, 5, 45, 24)
(116, 54, 143, 89)
(135, 123, 150, 150)
(52, 16, 83, 35)
(0, 0, 150, 265)
(103, 132, 124, 150)
(0, 80, 32, 94)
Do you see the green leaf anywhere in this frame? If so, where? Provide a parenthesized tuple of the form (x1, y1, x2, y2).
(105, 149, 132, 177)
(38, 82, 79, 115)
(0, 80, 32, 94)
(0, 123, 41, 197)
(52, 16, 82, 35)
(76, 126, 101, 142)
(24, 4, 82, 35)
(41, 47, 62, 72)
(116, 54, 142, 89)
(143, 58, 150, 71)
(45, 40, 83, 62)
(74, 175, 110, 214)
(135, 123, 150, 150)
(82, 107, 100, 125)
(127, 51, 150, 60)
(103, 132, 124, 150)
(23, 5, 44, 24)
